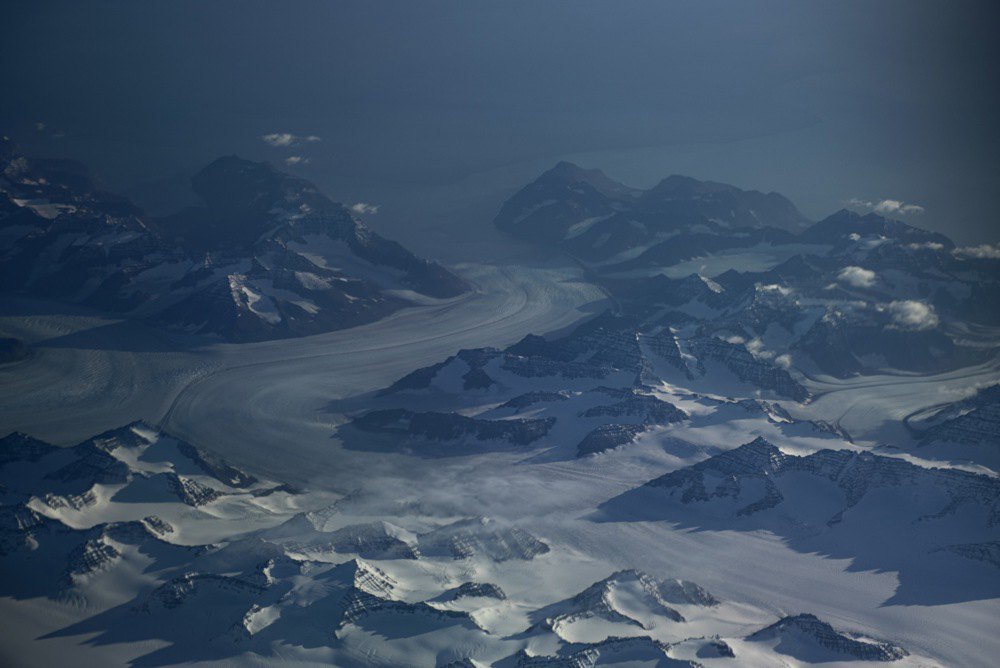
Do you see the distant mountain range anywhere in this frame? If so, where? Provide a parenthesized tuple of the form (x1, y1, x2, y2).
(495, 161, 953, 270)
(490, 161, 999, 380)
(0, 138, 467, 342)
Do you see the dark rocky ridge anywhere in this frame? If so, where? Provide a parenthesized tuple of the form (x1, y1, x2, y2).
(352, 408, 555, 446)
(644, 436, 1000, 520)
(576, 423, 648, 457)
(747, 613, 908, 662)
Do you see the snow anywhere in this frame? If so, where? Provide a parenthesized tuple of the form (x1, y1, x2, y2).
(0, 256, 997, 667)
(564, 214, 614, 240)
(229, 274, 283, 324)
(288, 235, 407, 290)
(511, 199, 558, 225)
(605, 242, 832, 279)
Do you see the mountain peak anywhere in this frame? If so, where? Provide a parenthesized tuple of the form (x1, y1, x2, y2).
(191, 155, 287, 212)
(742, 435, 780, 454)
(537, 160, 631, 195)
(545, 160, 598, 179)
(803, 208, 954, 248)
(496, 163, 810, 250)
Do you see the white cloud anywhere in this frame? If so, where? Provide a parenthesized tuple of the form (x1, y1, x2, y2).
(954, 243, 1000, 259)
(848, 197, 924, 216)
(774, 354, 793, 370)
(907, 242, 944, 251)
(887, 300, 939, 330)
(350, 202, 379, 215)
(261, 133, 296, 147)
(35, 122, 45, 131)
(757, 283, 793, 296)
(260, 133, 321, 147)
(284, 156, 310, 166)
(874, 199, 903, 214)
(837, 266, 877, 289)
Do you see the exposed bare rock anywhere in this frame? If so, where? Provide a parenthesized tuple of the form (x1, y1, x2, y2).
(747, 613, 908, 662)
(176, 440, 258, 488)
(576, 424, 647, 457)
(446, 581, 507, 601)
(352, 408, 554, 446)
(419, 517, 549, 561)
(167, 474, 224, 506)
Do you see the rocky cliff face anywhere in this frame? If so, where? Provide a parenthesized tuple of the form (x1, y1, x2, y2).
(576, 424, 648, 457)
(417, 517, 550, 562)
(529, 569, 718, 633)
(920, 384, 1000, 447)
(747, 613, 908, 662)
(0, 421, 951, 665)
(645, 436, 1000, 524)
(688, 336, 809, 401)
(510, 635, 694, 667)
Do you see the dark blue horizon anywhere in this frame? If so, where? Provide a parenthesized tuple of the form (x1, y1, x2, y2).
(2, 0, 997, 245)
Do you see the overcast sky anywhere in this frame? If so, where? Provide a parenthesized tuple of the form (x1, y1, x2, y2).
(2, 0, 997, 246)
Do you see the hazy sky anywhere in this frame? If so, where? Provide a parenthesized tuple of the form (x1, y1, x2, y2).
(2, 0, 997, 246)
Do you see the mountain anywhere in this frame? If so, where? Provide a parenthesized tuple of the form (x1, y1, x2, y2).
(909, 384, 1000, 470)
(494, 161, 810, 263)
(523, 569, 718, 634)
(506, 636, 696, 667)
(350, 408, 556, 449)
(631, 436, 1000, 525)
(746, 614, 908, 662)
(495, 165, 999, 377)
(800, 208, 954, 248)
(600, 436, 1000, 604)
(637, 173, 808, 231)
(493, 161, 639, 246)
(0, 421, 959, 664)
(918, 385, 1000, 448)
(0, 137, 467, 341)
